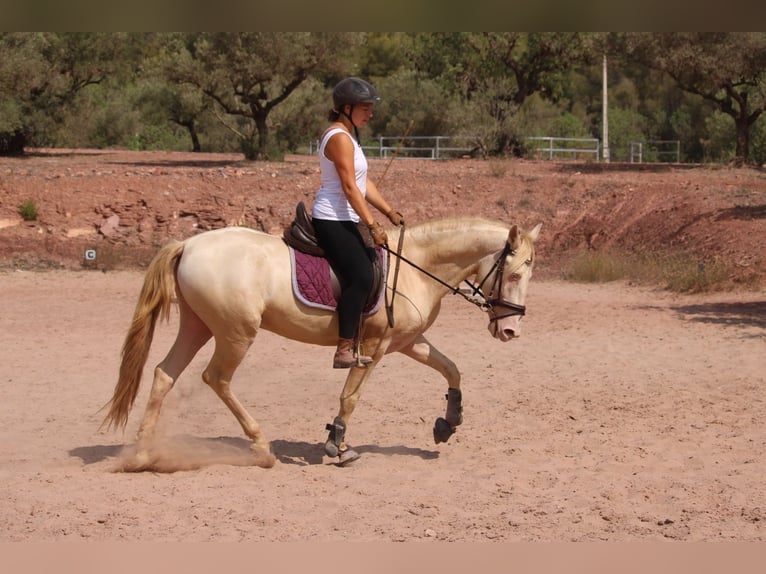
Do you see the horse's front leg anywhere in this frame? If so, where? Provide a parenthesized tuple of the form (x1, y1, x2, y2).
(399, 334, 463, 444)
(324, 356, 380, 466)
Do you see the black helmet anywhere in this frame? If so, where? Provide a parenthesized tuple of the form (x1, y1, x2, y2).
(332, 77, 381, 110)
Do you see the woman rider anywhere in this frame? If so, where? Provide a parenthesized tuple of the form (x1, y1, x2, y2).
(311, 77, 405, 368)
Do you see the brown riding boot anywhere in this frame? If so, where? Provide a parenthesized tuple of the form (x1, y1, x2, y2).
(333, 338, 373, 369)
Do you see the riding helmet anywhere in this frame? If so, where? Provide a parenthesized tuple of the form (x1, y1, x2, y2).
(332, 77, 381, 110)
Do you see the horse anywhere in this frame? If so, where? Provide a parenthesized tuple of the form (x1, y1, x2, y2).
(102, 217, 542, 469)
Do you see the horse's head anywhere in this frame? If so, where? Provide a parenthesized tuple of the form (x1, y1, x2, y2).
(478, 223, 541, 341)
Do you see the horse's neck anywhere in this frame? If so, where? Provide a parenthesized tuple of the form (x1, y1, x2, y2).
(406, 219, 507, 286)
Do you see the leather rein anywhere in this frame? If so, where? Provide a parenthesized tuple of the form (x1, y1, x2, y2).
(383, 227, 529, 327)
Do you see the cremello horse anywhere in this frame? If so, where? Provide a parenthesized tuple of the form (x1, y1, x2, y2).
(102, 217, 541, 468)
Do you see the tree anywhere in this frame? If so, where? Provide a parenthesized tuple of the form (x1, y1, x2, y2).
(137, 34, 210, 152)
(411, 32, 594, 155)
(356, 33, 414, 80)
(166, 32, 361, 160)
(0, 33, 40, 154)
(617, 32, 766, 165)
(0, 32, 138, 155)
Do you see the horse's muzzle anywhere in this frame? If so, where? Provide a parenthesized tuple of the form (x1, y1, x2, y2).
(487, 300, 525, 341)
(490, 319, 522, 341)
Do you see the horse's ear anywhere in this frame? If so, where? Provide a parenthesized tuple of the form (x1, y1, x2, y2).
(507, 224, 520, 249)
(527, 223, 542, 242)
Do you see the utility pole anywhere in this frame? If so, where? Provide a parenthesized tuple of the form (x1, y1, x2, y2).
(602, 53, 610, 163)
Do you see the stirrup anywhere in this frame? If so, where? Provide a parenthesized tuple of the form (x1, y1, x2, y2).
(333, 337, 373, 368)
(333, 353, 373, 369)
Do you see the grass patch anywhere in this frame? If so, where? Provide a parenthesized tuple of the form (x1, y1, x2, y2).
(565, 249, 730, 293)
(565, 250, 628, 283)
(18, 199, 38, 221)
(657, 253, 729, 293)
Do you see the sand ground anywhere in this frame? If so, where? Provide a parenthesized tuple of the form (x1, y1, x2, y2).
(1, 269, 764, 542)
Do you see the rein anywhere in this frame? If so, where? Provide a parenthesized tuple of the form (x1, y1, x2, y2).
(382, 233, 528, 322)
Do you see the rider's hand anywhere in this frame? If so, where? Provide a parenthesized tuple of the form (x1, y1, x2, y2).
(368, 222, 388, 246)
(386, 209, 405, 226)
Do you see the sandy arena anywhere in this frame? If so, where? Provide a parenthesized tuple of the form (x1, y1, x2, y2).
(0, 150, 764, 542)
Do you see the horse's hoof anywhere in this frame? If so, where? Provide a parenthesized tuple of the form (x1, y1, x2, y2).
(117, 449, 154, 472)
(433, 417, 456, 444)
(337, 447, 360, 466)
(250, 443, 276, 468)
(256, 452, 277, 468)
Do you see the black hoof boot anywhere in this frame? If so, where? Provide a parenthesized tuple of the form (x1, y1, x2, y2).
(324, 416, 360, 464)
(433, 417, 455, 444)
(324, 416, 345, 458)
(445, 388, 463, 427)
(433, 388, 463, 444)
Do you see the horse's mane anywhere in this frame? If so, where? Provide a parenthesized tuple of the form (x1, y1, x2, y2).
(405, 216, 506, 239)
(401, 216, 536, 261)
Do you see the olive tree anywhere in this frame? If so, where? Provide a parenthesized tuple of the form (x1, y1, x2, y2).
(0, 32, 137, 154)
(165, 32, 361, 160)
(411, 32, 594, 156)
(617, 32, 766, 165)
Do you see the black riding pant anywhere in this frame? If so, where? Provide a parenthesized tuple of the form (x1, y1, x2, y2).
(312, 218, 375, 340)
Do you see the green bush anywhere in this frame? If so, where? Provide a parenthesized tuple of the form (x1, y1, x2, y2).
(750, 114, 766, 166)
(703, 111, 736, 163)
(18, 199, 38, 221)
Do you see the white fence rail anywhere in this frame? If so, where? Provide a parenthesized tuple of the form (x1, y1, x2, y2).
(310, 136, 478, 159)
(525, 137, 601, 160)
(629, 140, 681, 163)
(309, 135, 683, 163)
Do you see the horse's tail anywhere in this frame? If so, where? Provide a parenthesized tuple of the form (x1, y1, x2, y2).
(101, 240, 185, 432)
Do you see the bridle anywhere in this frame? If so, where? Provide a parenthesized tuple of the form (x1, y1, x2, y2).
(383, 230, 532, 327)
(480, 240, 531, 325)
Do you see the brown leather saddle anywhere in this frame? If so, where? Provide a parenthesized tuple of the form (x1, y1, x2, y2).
(283, 201, 385, 310)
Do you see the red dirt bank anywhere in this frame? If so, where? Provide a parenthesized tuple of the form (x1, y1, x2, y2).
(1, 149, 764, 288)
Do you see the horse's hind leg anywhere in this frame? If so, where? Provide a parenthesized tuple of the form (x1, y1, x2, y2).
(131, 297, 212, 469)
(202, 337, 274, 464)
(398, 335, 463, 444)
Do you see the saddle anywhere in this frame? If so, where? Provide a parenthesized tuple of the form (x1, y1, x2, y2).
(283, 201, 326, 257)
(283, 202, 385, 313)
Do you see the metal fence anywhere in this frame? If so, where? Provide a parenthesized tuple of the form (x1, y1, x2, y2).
(525, 137, 601, 161)
(309, 136, 478, 159)
(309, 135, 683, 163)
(629, 140, 681, 163)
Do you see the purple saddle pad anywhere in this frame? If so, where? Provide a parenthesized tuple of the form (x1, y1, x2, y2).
(289, 248, 385, 314)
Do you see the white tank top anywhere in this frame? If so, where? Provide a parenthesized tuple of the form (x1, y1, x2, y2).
(312, 127, 368, 222)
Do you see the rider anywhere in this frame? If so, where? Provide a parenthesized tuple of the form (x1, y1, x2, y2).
(312, 77, 405, 368)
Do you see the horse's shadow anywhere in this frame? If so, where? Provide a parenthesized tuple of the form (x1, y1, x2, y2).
(69, 443, 123, 465)
(271, 439, 440, 466)
(70, 436, 440, 469)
